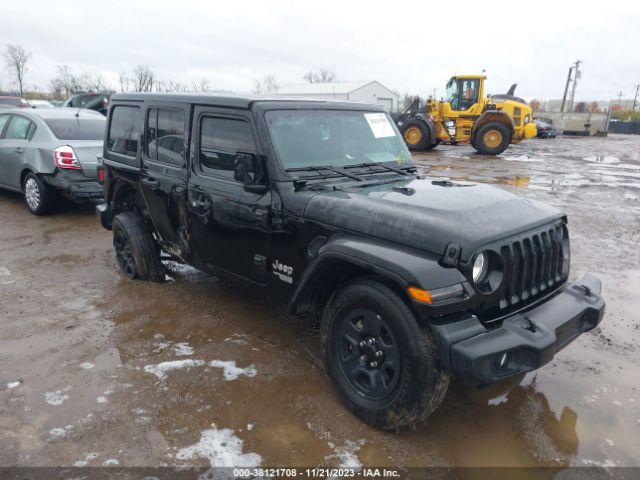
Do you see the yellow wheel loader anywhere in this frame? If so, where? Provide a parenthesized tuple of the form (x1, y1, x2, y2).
(395, 75, 537, 155)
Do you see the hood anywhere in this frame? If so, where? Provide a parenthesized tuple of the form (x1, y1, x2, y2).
(65, 141, 103, 178)
(303, 176, 564, 260)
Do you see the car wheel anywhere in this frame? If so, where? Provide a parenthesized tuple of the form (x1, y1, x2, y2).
(473, 122, 511, 155)
(401, 120, 430, 151)
(23, 172, 54, 215)
(321, 279, 449, 430)
(112, 211, 165, 282)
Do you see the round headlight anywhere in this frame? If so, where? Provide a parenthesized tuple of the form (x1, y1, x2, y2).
(472, 252, 488, 283)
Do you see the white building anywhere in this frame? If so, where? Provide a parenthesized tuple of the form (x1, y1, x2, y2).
(277, 81, 399, 111)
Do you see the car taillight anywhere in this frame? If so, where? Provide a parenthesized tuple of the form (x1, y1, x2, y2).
(102, 97, 108, 108)
(53, 145, 82, 170)
(97, 166, 106, 183)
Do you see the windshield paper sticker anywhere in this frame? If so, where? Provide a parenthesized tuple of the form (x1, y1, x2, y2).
(364, 113, 395, 138)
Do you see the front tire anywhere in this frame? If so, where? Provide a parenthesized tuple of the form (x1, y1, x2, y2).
(473, 122, 511, 155)
(23, 172, 54, 215)
(112, 212, 165, 282)
(321, 279, 449, 430)
(401, 120, 431, 151)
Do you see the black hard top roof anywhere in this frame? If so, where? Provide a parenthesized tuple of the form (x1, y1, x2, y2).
(109, 92, 385, 111)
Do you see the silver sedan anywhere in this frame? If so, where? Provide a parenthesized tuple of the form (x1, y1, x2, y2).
(0, 108, 105, 214)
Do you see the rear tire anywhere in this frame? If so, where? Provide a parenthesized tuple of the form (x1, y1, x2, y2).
(112, 212, 165, 282)
(23, 172, 54, 215)
(321, 279, 449, 430)
(401, 120, 431, 151)
(473, 122, 511, 155)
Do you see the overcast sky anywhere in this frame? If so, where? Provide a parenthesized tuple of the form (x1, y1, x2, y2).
(2, 0, 639, 101)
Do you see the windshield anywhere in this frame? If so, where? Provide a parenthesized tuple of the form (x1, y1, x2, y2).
(265, 110, 413, 172)
(44, 118, 106, 140)
(445, 79, 459, 104)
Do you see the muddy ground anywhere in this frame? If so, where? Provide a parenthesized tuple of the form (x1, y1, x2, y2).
(1, 134, 639, 472)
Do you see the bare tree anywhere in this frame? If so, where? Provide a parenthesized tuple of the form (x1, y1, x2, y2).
(253, 74, 279, 95)
(574, 101, 587, 113)
(49, 65, 83, 99)
(133, 65, 154, 92)
(4, 44, 31, 96)
(303, 68, 337, 84)
(155, 80, 189, 93)
(192, 78, 211, 93)
(119, 71, 131, 93)
(589, 101, 601, 113)
(399, 92, 423, 111)
(529, 99, 540, 112)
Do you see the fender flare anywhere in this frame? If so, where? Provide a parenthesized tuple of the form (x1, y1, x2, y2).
(288, 234, 467, 314)
(471, 111, 514, 144)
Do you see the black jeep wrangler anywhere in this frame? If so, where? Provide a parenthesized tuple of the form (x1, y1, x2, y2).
(97, 93, 605, 430)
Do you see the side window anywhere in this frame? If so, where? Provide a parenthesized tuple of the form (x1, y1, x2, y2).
(107, 106, 141, 157)
(0, 115, 10, 137)
(4, 116, 33, 140)
(146, 108, 186, 166)
(460, 79, 479, 110)
(199, 116, 256, 178)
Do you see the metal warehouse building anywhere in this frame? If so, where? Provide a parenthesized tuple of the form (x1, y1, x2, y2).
(277, 81, 399, 111)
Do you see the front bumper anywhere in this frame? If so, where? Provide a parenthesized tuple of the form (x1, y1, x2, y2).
(430, 273, 605, 384)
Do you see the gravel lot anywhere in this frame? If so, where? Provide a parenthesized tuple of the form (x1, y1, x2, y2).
(1, 134, 638, 471)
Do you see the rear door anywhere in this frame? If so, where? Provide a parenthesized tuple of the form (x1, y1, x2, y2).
(0, 114, 35, 189)
(140, 103, 190, 258)
(187, 106, 271, 283)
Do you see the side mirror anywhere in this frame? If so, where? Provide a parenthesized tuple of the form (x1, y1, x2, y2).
(233, 153, 268, 194)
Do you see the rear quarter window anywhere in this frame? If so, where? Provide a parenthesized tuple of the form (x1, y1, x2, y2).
(107, 106, 141, 157)
(45, 118, 106, 140)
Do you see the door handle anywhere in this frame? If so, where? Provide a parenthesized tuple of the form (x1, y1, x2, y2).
(142, 177, 160, 190)
(15, 147, 24, 154)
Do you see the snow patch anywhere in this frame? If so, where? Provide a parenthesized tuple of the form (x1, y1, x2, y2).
(103, 459, 120, 466)
(144, 359, 205, 381)
(45, 386, 71, 406)
(79, 362, 95, 369)
(246, 424, 254, 431)
(97, 396, 108, 404)
(174, 342, 194, 356)
(49, 425, 73, 438)
(73, 452, 99, 467)
(208, 360, 256, 381)
(7, 381, 21, 389)
(176, 428, 261, 468)
(325, 440, 365, 470)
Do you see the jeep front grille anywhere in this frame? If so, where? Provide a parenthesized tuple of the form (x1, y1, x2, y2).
(498, 223, 568, 309)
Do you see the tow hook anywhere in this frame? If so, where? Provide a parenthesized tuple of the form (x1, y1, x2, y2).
(576, 284, 592, 297)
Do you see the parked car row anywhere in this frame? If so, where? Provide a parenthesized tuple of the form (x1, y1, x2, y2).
(534, 118, 558, 138)
(0, 92, 110, 114)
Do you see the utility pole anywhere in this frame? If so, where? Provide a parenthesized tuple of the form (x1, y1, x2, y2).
(617, 91, 623, 109)
(633, 84, 639, 111)
(568, 60, 582, 112)
(560, 67, 573, 113)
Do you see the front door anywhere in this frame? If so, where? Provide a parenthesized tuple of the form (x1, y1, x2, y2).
(140, 103, 190, 258)
(187, 106, 271, 284)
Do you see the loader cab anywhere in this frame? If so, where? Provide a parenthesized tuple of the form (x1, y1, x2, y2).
(444, 76, 484, 112)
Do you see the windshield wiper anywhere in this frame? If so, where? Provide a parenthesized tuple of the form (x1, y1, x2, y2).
(343, 162, 411, 176)
(285, 165, 362, 181)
